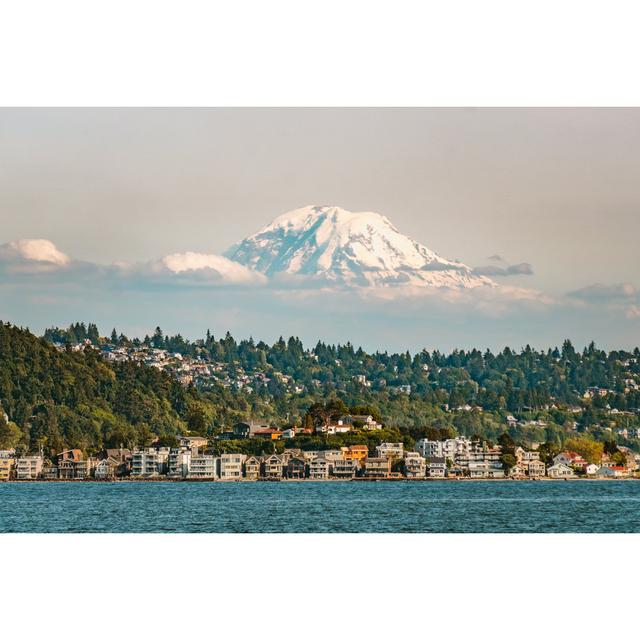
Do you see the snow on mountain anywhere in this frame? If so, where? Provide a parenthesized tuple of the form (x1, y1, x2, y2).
(226, 205, 494, 288)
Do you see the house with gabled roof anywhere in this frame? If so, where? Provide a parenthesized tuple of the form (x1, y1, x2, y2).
(285, 456, 307, 479)
(244, 456, 261, 480)
(262, 454, 285, 479)
(547, 463, 575, 478)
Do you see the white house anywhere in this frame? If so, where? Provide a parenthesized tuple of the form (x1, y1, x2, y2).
(167, 449, 191, 478)
(547, 463, 575, 479)
(188, 455, 218, 479)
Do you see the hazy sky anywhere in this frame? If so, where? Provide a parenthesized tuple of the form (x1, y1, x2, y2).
(1, 108, 639, 350)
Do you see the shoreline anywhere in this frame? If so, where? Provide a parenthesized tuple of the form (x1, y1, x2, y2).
(2, 476, 638, 484)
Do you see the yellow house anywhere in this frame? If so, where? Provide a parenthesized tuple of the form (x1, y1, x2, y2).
(0, 457, 15, 481)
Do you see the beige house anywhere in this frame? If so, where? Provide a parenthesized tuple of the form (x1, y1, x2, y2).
(404, 453, 426, 478)
(364, 457, 391, 478)
(332, 458, 358, 479)
(219, 453, 246, 480)
(15, 456, 44, 480)
(244, 456, 261, 480)
(262, 454, 285, 479)
(526, 460, 546, 477)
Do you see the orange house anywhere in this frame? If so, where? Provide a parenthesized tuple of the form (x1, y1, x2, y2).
(253, 428, 282, 440)
(344, 445, 369, 463)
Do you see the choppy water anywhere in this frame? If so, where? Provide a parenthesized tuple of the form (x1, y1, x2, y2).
(1, 480, 639, 533)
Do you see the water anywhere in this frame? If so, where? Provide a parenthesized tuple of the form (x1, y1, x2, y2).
(1, 480, 639, 532)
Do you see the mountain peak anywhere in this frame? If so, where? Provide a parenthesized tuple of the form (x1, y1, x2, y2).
(227, 205, 494, 289)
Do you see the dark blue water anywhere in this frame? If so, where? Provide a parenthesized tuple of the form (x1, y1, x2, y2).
(1, 480, 639, 532)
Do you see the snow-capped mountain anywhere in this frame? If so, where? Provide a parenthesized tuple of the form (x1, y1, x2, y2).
(226, 205, 493, 288)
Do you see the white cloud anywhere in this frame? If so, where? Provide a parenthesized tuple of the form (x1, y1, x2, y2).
(159, 252, 264, 284)
(0, 238, 70, 270)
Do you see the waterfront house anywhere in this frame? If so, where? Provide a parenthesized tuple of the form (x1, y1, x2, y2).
(0, 453, 15, 480)
(42, 464, 59, 480)
(585, 463, 599, 476)
(332, 458, 358, 479)
(426, 456, 446, 478)
(595, 466, 615, 478)
(375, 442, 404, 460)
(244, 456, 261, 480)
(509, 463, 527, 478)
(609, 466, 629, 478)
(94, 457, 120, 480)
(468, 461, 489, 478)
(262, 454, 285, 479)
(487, 463, 505, 478)
(526, 460, 546, 478)
(57, 449, 87, 478)
(547, 463, 575, 478)
(364, 457, 391, 479)
(167, 449, 192, 478)
(188, 455, 218, 479)
(404, 453, 426, 478)
(219, 453, 247, 480)
(285, 456, 307, 479)
(131, 448, 170, 477)
(58, 458, 76, 480)
(309, 457, 330, 480)
(15, 456, 43, 480)
(467, 461, 505, 478)
(343, 445, 369, 464)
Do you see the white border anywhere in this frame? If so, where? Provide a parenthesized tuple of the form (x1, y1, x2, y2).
(1, 0, 640, 105)
(2, 533, 638, 638)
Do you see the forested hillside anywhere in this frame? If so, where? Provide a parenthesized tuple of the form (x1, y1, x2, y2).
(3, 321, 640, 458)
(0, 322, 211, 454)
